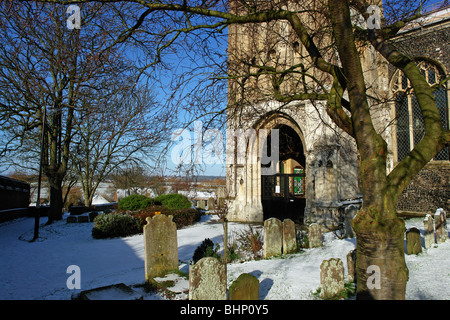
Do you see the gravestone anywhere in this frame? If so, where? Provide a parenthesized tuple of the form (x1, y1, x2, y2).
(144, 214, 178, 282)
(189, 257, 227, 300)
(309, 223, 322, 248)
(406, 227, 422, 255)
(282, 219, 297, 254)
(435, 209, 448, 244)
(423, 214, 435, 249)
(207, 197, 215, 211)
(346, 249, 357, 283)
(263, 218, 283, 258)
(197, 200, 206, 210)
(320, 258, 344, 299)
(229, 273, 259, 300)
(343, 205, 357, 238)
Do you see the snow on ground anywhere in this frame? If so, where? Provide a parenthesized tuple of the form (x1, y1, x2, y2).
(0, 213, 449, 300)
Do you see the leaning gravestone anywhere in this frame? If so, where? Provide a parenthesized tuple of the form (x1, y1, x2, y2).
(406, 227, 422, 255)
(263, 218, 283, 258)
(309, 223, 322, 248)
(423, 214, 435, 249)
(435, 209, 448, 244)
(320, 258, 344, 299)
(144, 214, 178, 282)
(229, 273, 259, 300)
(189, 257, 227, 300)
(282, 219, 297, 254)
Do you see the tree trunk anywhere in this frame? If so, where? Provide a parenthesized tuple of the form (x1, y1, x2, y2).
(47, 179, 64, 224)
(352, 207, 408, 299)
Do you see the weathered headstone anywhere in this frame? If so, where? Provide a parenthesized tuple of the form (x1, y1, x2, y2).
(144, 214, 178, 282)
(282, 219, 297, 254)
(207, 197, 215, 211)
(346, 249, 357, 283)
(189, 257, 227, 300)
(343, 205, 357, 238)
(435, 209, 448, 244)
(263, 217, 283, 258)
(229, 273, 259, 300)
(197, 200, 206, 210)
(320, 258, 344, 299)
(423, 214, 435, 249)
(406, 227, 422, 255)
(309, 223, 322, 248)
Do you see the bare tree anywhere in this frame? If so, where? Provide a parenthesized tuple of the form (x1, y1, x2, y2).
(71, 85, 169, 207)
(0, 2, 149, 222)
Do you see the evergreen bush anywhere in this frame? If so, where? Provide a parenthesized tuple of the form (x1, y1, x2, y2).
(92, 212, 141, 239)
(117, 194, 154, 211)
(155, 193, 192, 210)
(192, 238, 220, 264)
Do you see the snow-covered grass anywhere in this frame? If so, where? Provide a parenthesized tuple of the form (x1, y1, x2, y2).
(0, 212, 449, 300)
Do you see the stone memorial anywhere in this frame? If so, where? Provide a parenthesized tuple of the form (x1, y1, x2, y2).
(346, 249, 356, 283)
(406, 227, 422, 255)
(423, 214, 435, 249)
(309, 223, 322, 248)
(263, 218, 283, 258)
(228, 273, 259, 300)
(320, 258, 344, 299)
(197, 200, 206, 210)
(435, 209, 448, 244)
(282, 219, 297, 254)
(207, 197, 215, 211)
(144, 214, 178, 282)
(189, 257, 227, 300)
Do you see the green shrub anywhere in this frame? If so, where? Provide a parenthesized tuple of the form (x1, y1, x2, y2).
(155, 193, 192, 210)
(118, 194, 154, 211)
(131, 206, 202, 230)
(192, 238, 220, 264)
(92, 212, 141, 239)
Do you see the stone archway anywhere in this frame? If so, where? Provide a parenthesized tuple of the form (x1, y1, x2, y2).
(256, 114, 307, 224)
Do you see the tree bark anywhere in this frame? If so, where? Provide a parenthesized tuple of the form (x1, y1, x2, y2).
(47, 180, 64, 223)
(352, 207, 408, 299)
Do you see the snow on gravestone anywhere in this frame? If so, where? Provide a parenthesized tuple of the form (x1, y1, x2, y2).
(263, 218, 283, 258)
(309, 223, 322, 248)
(282, 219, 297, 254)
(423, 214, 435, 249)
(189, 257, 227, 300)
(406, 227, 422, 255)
(144, 214, 178, 282)
(320, 258, 344, 299)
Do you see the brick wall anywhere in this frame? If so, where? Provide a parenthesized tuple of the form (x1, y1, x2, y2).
(396, 161, 450, 214)
(390, 21, 450, 73)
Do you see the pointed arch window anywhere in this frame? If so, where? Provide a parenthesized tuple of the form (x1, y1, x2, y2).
(392, 60, 449, 162)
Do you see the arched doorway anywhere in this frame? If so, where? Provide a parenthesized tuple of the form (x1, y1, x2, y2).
(260, 122, 306, 224)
